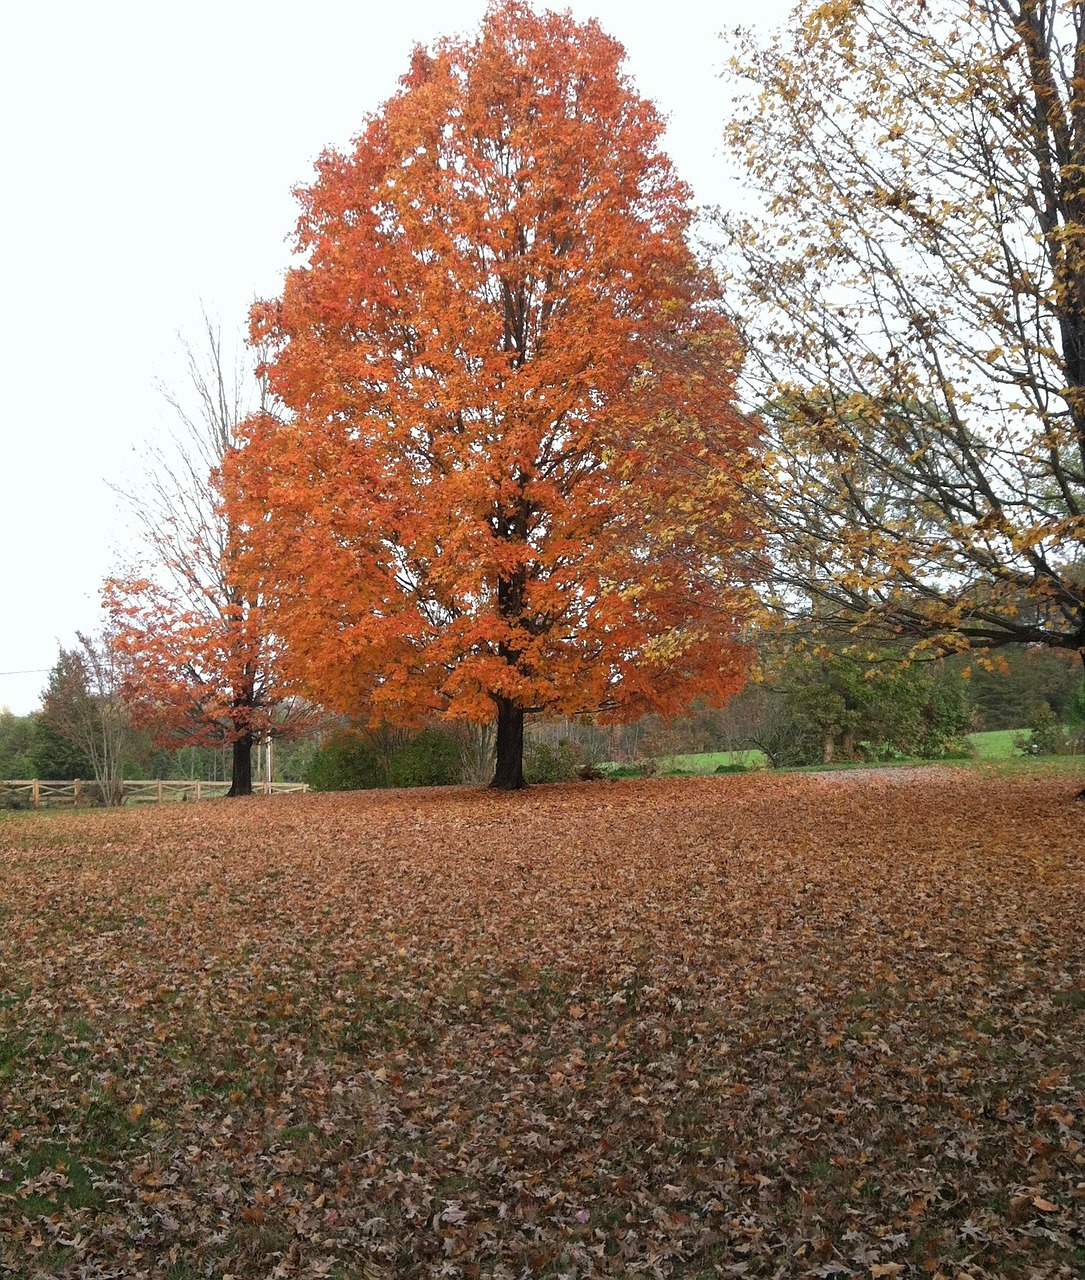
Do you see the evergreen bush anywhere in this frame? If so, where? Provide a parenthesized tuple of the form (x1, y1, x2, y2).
(388, 728, 461, 788)
(524, 738, 584, 784)
(305, 731, 388, 791)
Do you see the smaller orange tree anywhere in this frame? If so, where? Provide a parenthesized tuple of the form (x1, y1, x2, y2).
(106, 322, 311, 796)
(226, 0, 758, 788)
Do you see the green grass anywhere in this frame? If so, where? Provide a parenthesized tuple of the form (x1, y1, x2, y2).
(968, 728, 1024, 759)
(0, 1143, 105, 1218)
(967, 728, 1085, 778)
(653, 749, 768, 774)
(604, 729, 1082, 780)
(600, 749, 768, 778)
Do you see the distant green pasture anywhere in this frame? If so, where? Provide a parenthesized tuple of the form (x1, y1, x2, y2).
(967, 729, 1023, 759)
(599, 727, 1085, 781)
(599, 749, 767, 777)
(652, 749, 768, 774)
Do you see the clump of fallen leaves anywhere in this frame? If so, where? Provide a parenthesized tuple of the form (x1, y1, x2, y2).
(0, 770, 1083, 1279)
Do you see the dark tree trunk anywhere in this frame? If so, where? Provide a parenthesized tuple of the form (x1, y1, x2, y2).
(491, 697, 526, 791)
(1078, 650, 1085, 802)
(227, 732, 254, 797)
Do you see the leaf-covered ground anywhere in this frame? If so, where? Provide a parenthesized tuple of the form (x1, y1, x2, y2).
(1, 771, 1083, 1279)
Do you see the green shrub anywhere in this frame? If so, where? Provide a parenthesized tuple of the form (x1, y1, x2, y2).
(1070, 678, 1085, 727)
(755, 649, 972, 766)
(388, 728, 461, 788)
(305, 732, 388, 791)
(1015, 702, 1068, 756)
(0, 711, 93, 781)
(1066, 679, 1085, 754)
(277, 738, 319, 784)
(524, 738, 585, 784)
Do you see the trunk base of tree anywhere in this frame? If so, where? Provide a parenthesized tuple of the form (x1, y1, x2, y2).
(1074, 655, 1079, 793)
(490, 698, 526, 791)
(227, 734, 254, 798)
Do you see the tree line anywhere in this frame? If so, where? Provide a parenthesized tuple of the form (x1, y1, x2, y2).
(14, 631, 1080, 804)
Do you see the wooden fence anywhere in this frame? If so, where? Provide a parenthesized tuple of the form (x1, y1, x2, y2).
(0, 779, 309, 809)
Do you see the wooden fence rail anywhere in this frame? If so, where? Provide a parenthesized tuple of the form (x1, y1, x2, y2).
(0, 779, 308, 809)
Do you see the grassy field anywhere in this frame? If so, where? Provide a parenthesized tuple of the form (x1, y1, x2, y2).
(968, 729, 1025, 759)
(629, 729, 1080, 777)
(605, 749, 768, 776)
(1, 770, 1084, 1278)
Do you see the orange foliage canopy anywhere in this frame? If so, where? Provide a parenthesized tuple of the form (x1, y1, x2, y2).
(106, 572, 283, 749)
(104, 506, 311, 796)
(225, 1, 758, 772)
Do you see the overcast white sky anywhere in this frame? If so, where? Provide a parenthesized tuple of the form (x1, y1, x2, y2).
(0, 0, 790, 716)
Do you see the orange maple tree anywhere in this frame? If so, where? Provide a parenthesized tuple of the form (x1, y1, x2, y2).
(105, 569, 289, 797)
(226, 0, 758, 788)
(105, 325, 310, 796)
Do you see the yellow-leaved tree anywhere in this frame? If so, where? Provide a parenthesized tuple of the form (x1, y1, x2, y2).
(724, 1, 1085, 713)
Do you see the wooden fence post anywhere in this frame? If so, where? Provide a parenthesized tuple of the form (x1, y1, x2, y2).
(32, 779, 40, 810)
(157, 779, 163, 805)
(195, 780, 202, 802)
(74, 779, 83, 807)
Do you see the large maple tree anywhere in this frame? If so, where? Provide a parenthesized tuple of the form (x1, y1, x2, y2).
(226, 0, 756, 788)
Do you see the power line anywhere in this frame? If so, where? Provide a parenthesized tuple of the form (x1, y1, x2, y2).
(0, 669, 50, 677)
